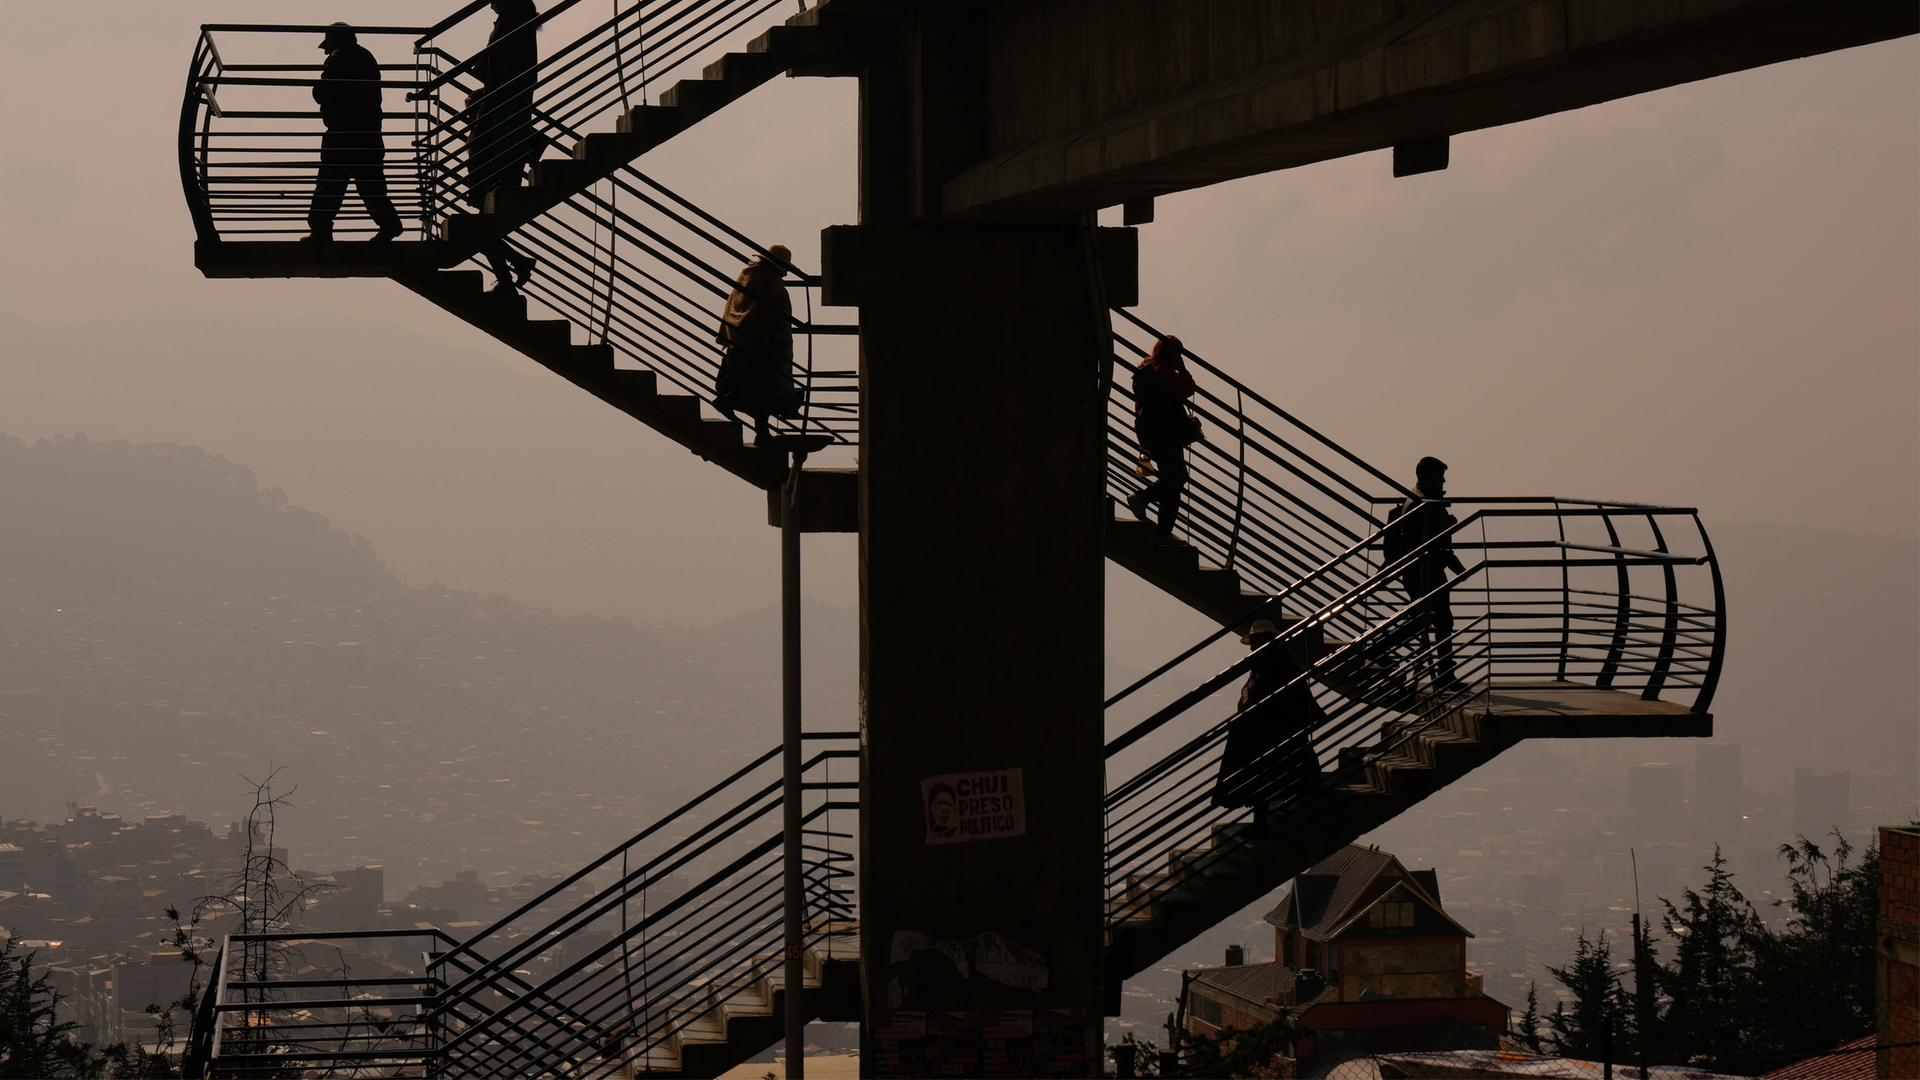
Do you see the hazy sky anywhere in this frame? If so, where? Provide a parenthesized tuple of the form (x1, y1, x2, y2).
(0, 5, 1913, 672)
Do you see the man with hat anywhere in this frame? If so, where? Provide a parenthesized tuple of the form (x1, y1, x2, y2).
(1385, 456, 1467, 688)
(1211, 617, 1326, 826)
(306, 23, 403, 242)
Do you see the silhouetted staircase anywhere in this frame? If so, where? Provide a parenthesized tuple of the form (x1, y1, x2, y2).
(447, 6, 851, 259)
(611, 929, 861, 1078)
(179, 8, 1727, 1075)
(395, 268, 791, 490)
(1101, 682, 1710, 995)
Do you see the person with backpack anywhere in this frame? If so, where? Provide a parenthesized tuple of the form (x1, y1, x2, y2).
(714, 245, 799, 444)
(306, 24, 404, 242)
(1125, 335, 1201, 542)
(1384, 456, 1467, 688)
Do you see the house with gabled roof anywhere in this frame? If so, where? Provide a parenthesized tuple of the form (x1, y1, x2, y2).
(1182, 845, 1509, 1065)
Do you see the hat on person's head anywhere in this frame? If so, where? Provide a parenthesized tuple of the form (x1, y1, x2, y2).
(766, 244, 793, 265)
(320, 22, 357, 50)
(1240, 619, 1279, 644)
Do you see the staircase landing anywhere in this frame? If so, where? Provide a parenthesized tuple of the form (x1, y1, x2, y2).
(1478, 681, 1712, 739)
(195, 238, 449, 279)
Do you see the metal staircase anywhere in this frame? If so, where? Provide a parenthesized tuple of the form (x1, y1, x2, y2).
(177, 6, 1727, 1076)
(185, 497, 1722, 1075)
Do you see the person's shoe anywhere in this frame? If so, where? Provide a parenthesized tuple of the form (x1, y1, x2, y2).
(1154, 534, 1184, 548)
(1125, 491, 1150, 521)
(300, 230, 334, 244)
(370, 223, 403, 243)
(513, 256, 538, 290)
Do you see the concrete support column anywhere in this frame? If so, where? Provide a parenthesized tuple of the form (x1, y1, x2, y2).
(823, 222, 1132, 1077)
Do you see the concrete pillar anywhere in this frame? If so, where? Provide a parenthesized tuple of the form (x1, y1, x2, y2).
(823, 221, 1128, 1077)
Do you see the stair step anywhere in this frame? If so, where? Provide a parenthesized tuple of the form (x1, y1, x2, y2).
(609, 368, 659, 398)
(659, 78, 728, 113)
(703, 50, 786, 85)
(572, 130, 645, 167)
(482, 184, 543, 218)
(473, 290, 528, 324)
(532, 157, 595, 195)
(520, 319, 573, 348)
(615, 103, 688, 139)
(697, 418, 745, 448)
(437, 269, 486, 296)
(570, 343, 616, 371)
(652, 393, 702, 426)
(1193, 567, 1243, 594)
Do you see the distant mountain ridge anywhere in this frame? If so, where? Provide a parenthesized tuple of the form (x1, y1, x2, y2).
(0, 435, 393, 604)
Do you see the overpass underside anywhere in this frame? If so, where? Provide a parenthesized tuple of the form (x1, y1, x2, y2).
(923, 0, 1917, 220)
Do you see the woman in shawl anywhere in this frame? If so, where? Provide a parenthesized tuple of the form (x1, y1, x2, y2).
(1125, 335, 1200, 541)
(1213, 620, 1327, 826)
(714, 245, 798, 444)
(466, 0, 541, 292)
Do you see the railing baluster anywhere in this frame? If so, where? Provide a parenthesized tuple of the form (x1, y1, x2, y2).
(1643, 513, 1681, 700)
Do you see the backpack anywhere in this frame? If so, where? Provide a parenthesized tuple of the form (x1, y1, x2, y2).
(1381, 497, 1419, 571)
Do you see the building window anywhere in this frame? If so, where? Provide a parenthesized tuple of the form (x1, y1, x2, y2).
(1190, 991, 1223, 1028)
(1367, 899, 1414, 928)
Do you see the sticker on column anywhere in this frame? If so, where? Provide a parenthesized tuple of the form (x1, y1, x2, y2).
(922, 768, 1026, 844)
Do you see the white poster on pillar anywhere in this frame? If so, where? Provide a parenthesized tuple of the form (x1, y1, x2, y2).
(922, 768, 1026, 845)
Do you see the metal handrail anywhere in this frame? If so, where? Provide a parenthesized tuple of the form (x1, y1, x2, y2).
(1098, 498, 1721, 930)
(410, 0, 791, 208)
(200, 742, 857, 1078)
(424, 736, 858, 1075)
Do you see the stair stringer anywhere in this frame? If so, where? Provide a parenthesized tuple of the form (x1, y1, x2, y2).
(394, 268, 790, 491)
(617, 938, 861, 1078)
(443, 7, 859, 261)
(1102, 709, 1519, 1001)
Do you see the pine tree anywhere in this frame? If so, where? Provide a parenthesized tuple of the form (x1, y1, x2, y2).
(1546, 930, 1631, 1061)
(0, 936, 112, 1077)
(1514, 981, 1545, 1053)
(1741, 833, 1880, 1061)
(1655, 847, 1760, 1066)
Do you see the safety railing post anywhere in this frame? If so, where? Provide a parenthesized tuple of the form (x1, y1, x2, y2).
(1596, 511, 1630, 689)
(1642, 514, 1681, 701)
(1224, 387, 1247, 570)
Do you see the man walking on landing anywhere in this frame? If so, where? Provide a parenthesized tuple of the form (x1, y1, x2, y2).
(1387, 456, 1466, 688)
(307, 23, 403, 242)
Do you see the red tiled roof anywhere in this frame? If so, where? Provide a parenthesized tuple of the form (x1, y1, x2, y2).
(1761, 1035, 1877, 1080)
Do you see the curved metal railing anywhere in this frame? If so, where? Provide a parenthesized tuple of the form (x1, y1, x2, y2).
(410, 0, 796, 232)
(1100, 499, 1724, 930)
(179, 20, 858, 453)
(1107, 308, 1416, 641)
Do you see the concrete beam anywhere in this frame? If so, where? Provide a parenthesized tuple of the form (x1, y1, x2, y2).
(820, 224, 1138, 307)
(938, 0, 1917, 220)
(765, 467, 860, 532)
